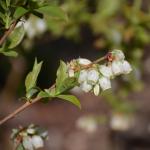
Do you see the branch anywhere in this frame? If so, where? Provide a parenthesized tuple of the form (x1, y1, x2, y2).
(0, 20, 18, 46)
(0, 97, 41, 126)
(0, 55, 107, 126)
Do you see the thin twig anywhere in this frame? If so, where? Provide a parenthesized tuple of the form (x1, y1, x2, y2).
(0, 20, 18, 46)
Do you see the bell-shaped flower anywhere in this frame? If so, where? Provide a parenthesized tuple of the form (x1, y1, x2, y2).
(23, 136, 34, 150)
(78, 58, 92, 65)
(122, 60, 132, 74)
(32, 135, 44, 149)
(99, 76, 111, 91)
(99, 65, 113, 78)
(80, 81, 92, 92)
(111, 61, 123, 75)
(93, 84, 100, 96)
(87, 69, 99, 85)
(78, 70, 88, 83)
(111, 49, 125, 61)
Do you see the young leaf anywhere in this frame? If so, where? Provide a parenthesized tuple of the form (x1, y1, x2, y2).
(55, 60, 68, 92)
(36, 5, 68, 21)
(26, 88, 39, 99)
(7, 23, 25, 49)
(13, 7, 28, 19)
(57, 94, 81, 109)
(56, 77, 78, 95)
(25, 59, 43, 93)
(16, 144, 25, 150)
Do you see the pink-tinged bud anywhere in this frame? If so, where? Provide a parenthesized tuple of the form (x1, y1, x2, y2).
(111, 49, 125, 61)
(99, 76, 111, 91)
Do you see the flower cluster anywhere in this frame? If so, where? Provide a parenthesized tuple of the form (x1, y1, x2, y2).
(11, 124, 48, 150)
(69, 50, 132, 96)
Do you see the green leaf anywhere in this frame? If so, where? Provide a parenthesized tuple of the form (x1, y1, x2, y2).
(56, 60, 68, 92)
(26, 88, 39, 99)
(6, 0, 10, 7)
(13, 7, 28, 19)
(2, 51, 18, 57)
(56, 77, 78, 95)
(25, 59, 43, 93)
(57, 94, 81, 109)
(38, 90, 51, 98)
(7, 23, 25, 49)
(36, 5, 68, 21)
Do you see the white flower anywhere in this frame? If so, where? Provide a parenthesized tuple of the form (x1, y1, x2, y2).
(122, 60, 132, 74)
(36, 19, 46, 34)
(68, 69, 75, 77)
(78, 58, 91, 65)
(99, 76, 111, 91)
(76, 116, 97, 133)
(111, 49, 125, 61)
(23, 136, 34, 150)
(93, 84, 100, 96)
(111, 61, 123, 75)
(80, 81, 92, 92)
(78, 70, 88, 83)
(99, 65, 113, 78)
(32, 135, 44, 149)
(87, 69, 99, 85)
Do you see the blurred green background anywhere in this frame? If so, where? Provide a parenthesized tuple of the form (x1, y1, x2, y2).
(0, 0, 150, 149)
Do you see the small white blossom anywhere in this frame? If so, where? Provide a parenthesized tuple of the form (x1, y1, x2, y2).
(32, 135, 44, 149)
(87, 69, 99, 85)
(78, 58, 92, 65)
(122, 60, 132, 74)
(111, 49, 125, 61)
(23, 137, 34, 150)
(111, 61, 123, 75)
(93, 84, 100, 96)
(78, 70, 88, 83)
(27, 128, 35, 134)
(99, 65, 113, 78)
(36, 19, 46, 34)
(76, 116, 97, 133)
(68, 69, 75, 77)
(99, 76, 111, 91)
(80, 81, 92, 92)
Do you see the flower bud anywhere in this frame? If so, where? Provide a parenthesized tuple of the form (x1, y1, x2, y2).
(99, 65, 113, 78)
(122, 60, 132, 74)
(99, 76, 111, 91)
(32, 135, 44, 149)
(87, 69, 99, 85)
(78, 70, 88, 83)
(93, 84, 100, 96)
(111, 61, 123, 75)
(78, 58, 91, 65)
(80, 81, 92, 92)
(111, 49, 125, 61)
(68, 69, 75, 77)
